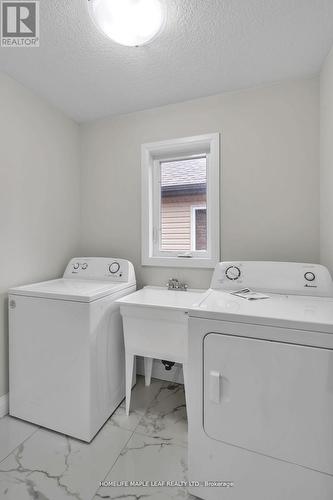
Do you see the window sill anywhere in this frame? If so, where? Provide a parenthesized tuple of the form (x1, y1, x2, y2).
(142, 256, 218, 268)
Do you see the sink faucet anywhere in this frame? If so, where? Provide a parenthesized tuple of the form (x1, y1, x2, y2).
(166, 278, 188, 291)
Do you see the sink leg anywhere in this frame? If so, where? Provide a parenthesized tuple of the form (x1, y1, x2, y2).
(182, 363, 189, 415)
(126, 353, 135, 416)
(144, 357, 153, 386)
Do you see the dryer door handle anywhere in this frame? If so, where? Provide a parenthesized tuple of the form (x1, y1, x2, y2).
(209, 370, 221, 404)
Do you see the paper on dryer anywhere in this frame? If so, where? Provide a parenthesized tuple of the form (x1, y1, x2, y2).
(230, 288, 270, 300)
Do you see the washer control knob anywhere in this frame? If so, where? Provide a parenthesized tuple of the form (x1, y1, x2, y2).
(82, 263, 88, 270)
(225, 266, 241, 281)
(304, 271, 315, 282)
(73, 262, 80, 270)
(109, 262, 120, 274)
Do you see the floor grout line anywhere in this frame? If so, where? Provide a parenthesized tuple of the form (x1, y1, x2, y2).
(0, 378, 188, 500)
(89, 428, 136, 500)
(89, 381, 165, 500)
(0, 423, 40, 466)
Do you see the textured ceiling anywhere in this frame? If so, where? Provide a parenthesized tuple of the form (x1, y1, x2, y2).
(1, 0, 333, 122)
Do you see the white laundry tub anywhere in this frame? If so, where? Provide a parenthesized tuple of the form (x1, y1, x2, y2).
(116, 286, 206, 415)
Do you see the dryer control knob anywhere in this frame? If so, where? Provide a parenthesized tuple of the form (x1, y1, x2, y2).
(225, 266, 241, 281)
(304, 271, 315, 282)
(73, 262, 80, 270)
(109, 262, 120, 274)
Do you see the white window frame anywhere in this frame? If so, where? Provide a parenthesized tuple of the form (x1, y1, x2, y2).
(190, 205, 207, 251)
(141, 133, 220, 268)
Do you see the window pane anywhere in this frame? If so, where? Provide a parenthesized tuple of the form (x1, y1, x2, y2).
(160, 157, 207, 252)
(195, 208, 207, 250)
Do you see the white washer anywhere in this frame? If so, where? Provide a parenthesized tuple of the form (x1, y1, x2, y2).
(187, 261, 333, 500)
(9, 257, 136, 442)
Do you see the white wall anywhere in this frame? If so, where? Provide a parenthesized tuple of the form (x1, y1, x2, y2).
(0, 73, 80, 398)
(80, 78, 320, 288)
(320, 46, 333, 273)
(0, 74, 321, 399)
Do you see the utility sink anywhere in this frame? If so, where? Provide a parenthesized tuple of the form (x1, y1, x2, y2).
(117, 285, 205, 311)
(116, 286, 206, 415)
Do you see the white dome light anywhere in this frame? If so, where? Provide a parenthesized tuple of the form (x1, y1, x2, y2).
(88, 0, 166, 47)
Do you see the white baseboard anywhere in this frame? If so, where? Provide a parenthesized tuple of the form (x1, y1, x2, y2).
(0, 393, 9, 418)
(136, 357, 184, 384)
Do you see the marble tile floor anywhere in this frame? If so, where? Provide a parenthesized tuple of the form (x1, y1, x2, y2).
(0, 377, 198, 500)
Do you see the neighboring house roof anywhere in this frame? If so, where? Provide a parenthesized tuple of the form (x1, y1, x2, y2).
(161, 158, 206, 188)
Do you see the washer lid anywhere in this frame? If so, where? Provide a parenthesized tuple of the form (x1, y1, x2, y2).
(189, 290, 333, 334)
(9, 279, 133, 302)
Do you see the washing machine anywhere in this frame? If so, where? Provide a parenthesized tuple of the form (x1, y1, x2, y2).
(9, 257, 136, 442)
(187, 261, 333, 500)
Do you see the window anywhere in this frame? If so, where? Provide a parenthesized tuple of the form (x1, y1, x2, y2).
(160, 157, 207, 253)
(141, 133, 220, 268)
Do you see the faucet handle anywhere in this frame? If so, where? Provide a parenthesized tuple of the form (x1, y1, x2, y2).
(167, 278, 180, 289)
(166, 278, 188, 291)
(166, 278, 174, 289)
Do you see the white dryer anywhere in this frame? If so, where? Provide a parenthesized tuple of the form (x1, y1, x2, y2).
(9, 257, 136, 442)
(187, 261, 333, 500)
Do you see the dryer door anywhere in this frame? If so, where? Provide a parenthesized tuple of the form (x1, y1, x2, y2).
(203, 333, 333, 474)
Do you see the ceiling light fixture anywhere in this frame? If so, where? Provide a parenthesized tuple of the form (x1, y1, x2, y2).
(87, 0, 166, 47)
